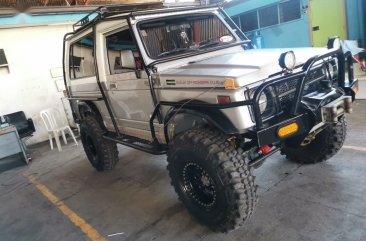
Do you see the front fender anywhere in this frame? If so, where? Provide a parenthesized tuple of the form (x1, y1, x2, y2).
(163, 107, 238, 142)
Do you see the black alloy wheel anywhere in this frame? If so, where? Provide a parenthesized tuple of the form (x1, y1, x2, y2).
(80, 116, 119, 171)
(167, 129, 258, 232)
(181, 162, 217, 209)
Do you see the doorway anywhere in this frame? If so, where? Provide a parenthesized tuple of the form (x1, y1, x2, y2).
(309, 0, 347, 47)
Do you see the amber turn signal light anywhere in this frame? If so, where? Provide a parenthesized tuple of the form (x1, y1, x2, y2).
(278, 123, 299, 138)
(224, 78, 239, 90)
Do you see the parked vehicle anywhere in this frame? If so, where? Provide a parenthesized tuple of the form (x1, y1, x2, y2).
(63, 4, 358, 232)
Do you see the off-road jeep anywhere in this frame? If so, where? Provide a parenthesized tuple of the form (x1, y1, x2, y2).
(63, 3, 358, 232)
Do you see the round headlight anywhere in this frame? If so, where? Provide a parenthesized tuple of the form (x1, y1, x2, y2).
(247, 87, 276, 120)
(325, 60, 338, 80)
(333, 38, 341, 49)
(327, 62, 335, 79)
(327, 37, 341, 49)
(258, 92, 267, 114)
(279, 51, 296, 71)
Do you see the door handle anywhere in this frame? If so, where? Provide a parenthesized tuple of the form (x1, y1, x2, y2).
(312, 26, 320, 31)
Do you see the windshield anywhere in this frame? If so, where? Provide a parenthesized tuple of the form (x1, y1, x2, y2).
(138, 14, 237, 59)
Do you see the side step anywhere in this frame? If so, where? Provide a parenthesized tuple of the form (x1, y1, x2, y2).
(103, 132, 167, 155)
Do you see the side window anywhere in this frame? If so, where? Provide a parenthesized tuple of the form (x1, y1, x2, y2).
(232, 0, 301, 34)
(259, 5, 279, 28)
(69, 33, 95, 80)
(106, 28, 141, 75)
(280, 0, 301, 23)
(240, 11, 258, 32)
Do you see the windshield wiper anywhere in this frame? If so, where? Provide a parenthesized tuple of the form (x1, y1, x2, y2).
(198, 41, 221, 49)
(157, 48, 200, 57)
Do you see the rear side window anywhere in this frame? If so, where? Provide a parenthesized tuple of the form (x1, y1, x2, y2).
(69, 33, 95, 79)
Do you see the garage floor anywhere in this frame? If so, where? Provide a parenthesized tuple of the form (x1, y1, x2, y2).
(0, 100, 365, 241)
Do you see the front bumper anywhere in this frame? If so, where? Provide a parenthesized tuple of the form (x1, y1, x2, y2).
(251, 114, 310, 147)
(244, 48, 358, 147)
(250, 92, 353, 147)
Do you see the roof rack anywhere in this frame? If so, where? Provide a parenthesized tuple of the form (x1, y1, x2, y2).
(72, 6, 101, 31)
(131, 4, 218, 17)
(72, 2, 163, 32)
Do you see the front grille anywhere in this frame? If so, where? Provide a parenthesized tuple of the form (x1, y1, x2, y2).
(246, 65, 331, 123)
(276, 67, 324, 110)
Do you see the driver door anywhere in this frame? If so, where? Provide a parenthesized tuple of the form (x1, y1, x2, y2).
(98, 20, 155, 132)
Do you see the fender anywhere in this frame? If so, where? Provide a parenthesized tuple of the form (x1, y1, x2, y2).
(77, 101, 105, 129)
(163, 107, 239, 143)
(77, 102, 90, 120)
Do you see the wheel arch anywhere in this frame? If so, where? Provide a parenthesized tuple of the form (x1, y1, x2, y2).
(78, 101, 106, 129)
(163, 106, 238, 143)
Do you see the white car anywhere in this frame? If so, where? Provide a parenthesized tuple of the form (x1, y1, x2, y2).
(63, 4, 358, 232)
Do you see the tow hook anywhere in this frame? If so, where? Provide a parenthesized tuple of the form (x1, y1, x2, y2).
(301, 125, 327, 146)
(301, 133, 316, 146)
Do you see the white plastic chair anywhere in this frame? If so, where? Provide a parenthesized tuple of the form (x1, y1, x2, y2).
(40, 108, 78, 152)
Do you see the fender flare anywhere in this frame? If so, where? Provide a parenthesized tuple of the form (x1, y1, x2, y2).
(77, 101, 105, 129)
(163, 107, 239, 143)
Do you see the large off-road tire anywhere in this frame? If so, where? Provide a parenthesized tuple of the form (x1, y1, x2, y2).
(80, 116, 119, 171)
(167, 129, 258, 232)
(281, 116, 347, 164)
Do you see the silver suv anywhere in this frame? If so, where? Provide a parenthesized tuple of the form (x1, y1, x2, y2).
(63, 4, 358, 232)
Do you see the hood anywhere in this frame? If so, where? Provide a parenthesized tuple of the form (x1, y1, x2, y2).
(158, 47, 332, 87)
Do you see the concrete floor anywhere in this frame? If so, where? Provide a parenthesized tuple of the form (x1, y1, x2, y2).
(0, 100, 365, 241)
